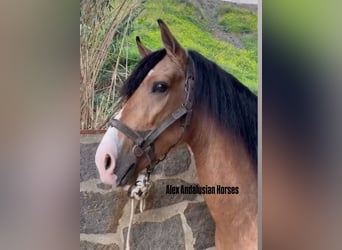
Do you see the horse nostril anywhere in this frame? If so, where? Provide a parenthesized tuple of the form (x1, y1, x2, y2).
(104, 154, 112, 170)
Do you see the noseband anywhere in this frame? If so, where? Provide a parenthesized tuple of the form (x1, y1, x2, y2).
(109, 58, 195, 177)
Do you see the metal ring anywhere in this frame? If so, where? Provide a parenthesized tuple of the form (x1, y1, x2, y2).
(132, 145, 144, 157)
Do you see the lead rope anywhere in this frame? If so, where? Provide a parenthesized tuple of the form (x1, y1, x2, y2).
(125, 173, 151, 250)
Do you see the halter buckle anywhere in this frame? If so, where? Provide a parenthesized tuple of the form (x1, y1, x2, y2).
(132, 145, 144, 157)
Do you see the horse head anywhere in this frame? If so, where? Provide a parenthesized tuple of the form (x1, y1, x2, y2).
(95, 20, 192, 186)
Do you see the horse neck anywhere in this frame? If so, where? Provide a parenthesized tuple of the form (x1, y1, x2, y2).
(184, 108, 258, 243)
(185, 109, 257, 188)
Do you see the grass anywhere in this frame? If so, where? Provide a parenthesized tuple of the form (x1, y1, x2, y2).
(80, 0, 141, 129)
(126, 0, 258, 92)
(218, 5, 257, 33)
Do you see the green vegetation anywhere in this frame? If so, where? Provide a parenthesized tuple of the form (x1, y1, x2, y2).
(218, 5, 257, 33)
(217, 4, 258, 80)
(125, 0, 258, 92)
(80, 0, 258, 129)
(80, 0, 141, 129)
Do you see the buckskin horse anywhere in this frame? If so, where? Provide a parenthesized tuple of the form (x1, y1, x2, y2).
(95, 19, 257, 250)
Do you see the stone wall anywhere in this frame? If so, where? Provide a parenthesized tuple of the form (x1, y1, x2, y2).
(80, 134, 216, 250)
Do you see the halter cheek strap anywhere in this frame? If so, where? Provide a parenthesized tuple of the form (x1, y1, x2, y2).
(109, 57, 195, 177)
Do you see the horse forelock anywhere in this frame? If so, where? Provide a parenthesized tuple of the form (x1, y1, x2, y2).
(120, 49, 166, 99)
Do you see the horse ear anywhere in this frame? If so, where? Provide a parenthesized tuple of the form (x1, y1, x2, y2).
(157, 19, 186, 64)
(136, 36, 152, 58)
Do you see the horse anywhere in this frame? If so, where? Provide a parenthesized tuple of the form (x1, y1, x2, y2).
(95, 19, 257, 250)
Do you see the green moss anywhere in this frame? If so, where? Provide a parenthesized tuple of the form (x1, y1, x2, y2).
(124, 0, 258, 92)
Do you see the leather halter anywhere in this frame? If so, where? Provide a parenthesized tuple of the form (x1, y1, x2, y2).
(109, 57, 195, 177)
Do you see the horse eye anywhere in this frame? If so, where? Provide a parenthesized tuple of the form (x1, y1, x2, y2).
(152, 81, 168, 93)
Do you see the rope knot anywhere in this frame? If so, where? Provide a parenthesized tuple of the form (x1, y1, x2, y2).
(127, 173, 151, 212)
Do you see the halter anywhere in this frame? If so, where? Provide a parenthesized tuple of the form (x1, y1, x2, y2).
(109, 57, 195, 179)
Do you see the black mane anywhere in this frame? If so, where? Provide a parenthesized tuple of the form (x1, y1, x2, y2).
(188, 50, 257, 167)
(121, 49, 257, 167)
